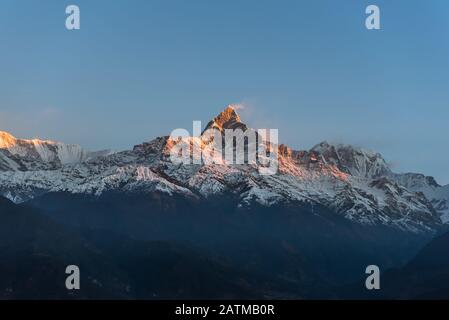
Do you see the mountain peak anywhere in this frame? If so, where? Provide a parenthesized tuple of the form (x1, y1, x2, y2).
(220, 105, 241, 121)
(0, 131, 17, 149)
(203, 105, 247, 133)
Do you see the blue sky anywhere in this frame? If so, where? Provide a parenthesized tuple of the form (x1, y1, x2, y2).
(0, 0, 448, 183)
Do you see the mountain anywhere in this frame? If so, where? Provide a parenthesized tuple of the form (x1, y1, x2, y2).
(343, 231, 449, 299)
(381, 231, 449, 299)
(0, 131, 112, 171)
(0, 106, 447, 232)
(0, 195, 130, 298)
(310, 142, 391, 179)
(27, 190, 430, 288)
(0, 196, 287, 299)
(1, 106, 448, 299)
(391, 172, 449, 224)
(203, 105, 248, 133)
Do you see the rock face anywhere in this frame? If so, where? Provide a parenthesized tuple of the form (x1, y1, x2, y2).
(0, 107, 448, 232)
(203, 105, 248, 133)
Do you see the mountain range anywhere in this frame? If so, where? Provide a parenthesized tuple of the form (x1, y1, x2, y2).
(1, 105, 449, 299)
(1, 106, 448, 232)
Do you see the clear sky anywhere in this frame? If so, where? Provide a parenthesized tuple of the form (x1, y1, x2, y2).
(0, 0, 448, 184)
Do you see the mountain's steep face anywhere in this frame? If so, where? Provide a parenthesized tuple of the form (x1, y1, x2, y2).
(203, 105, 248, 133)
(0, 131, 112, 171)
(0, 107, 447, 232)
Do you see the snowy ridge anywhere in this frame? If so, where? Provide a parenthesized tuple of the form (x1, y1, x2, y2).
(0, 130, 112, 171)
(391, 172, 449, 224)
(0, 107, 447, 232)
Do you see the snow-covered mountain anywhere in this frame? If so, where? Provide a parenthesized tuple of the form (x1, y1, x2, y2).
(0, 131, 112, 171)
(391, 173, 449, 224)
(0, 106, 447, 232)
